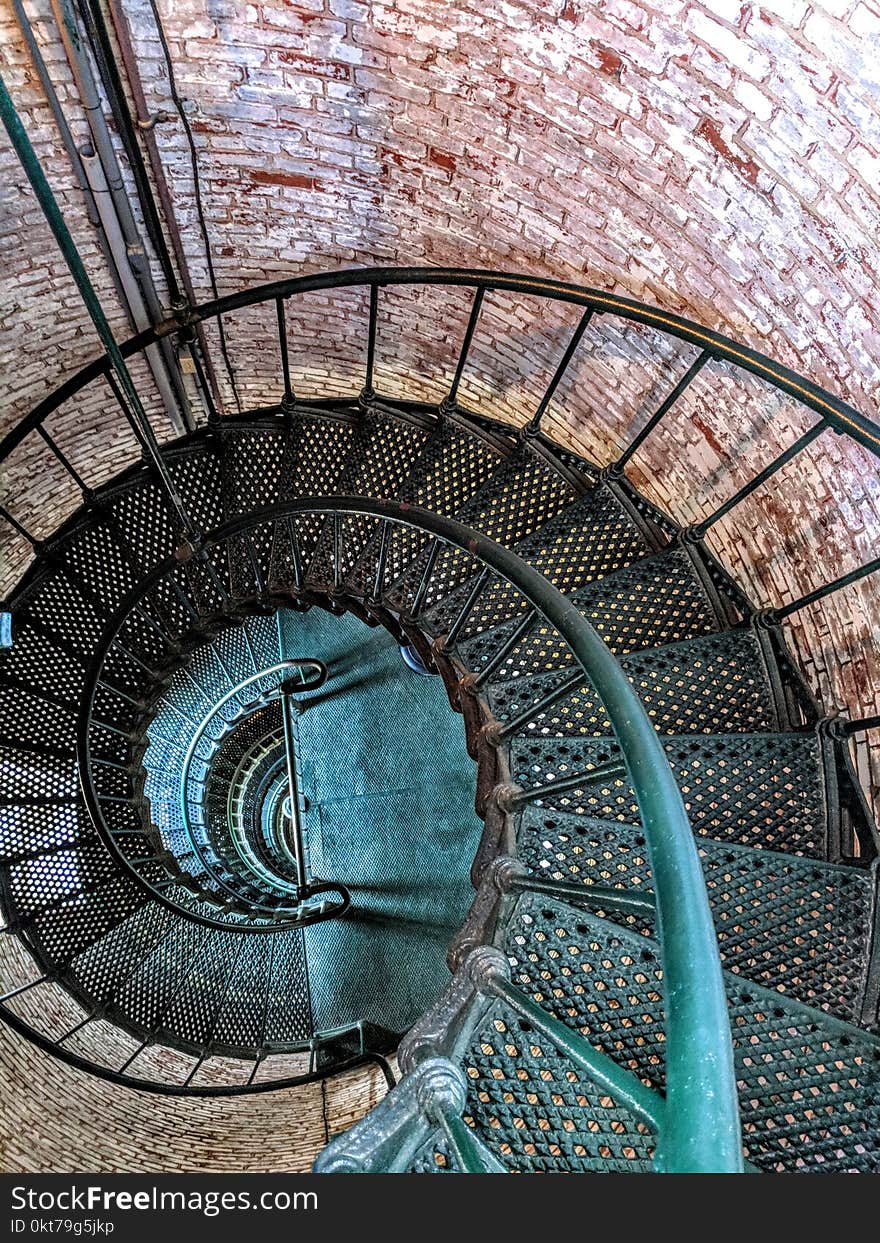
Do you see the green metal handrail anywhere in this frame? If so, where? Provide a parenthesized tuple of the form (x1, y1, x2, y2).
(74, 497, 742, 1169)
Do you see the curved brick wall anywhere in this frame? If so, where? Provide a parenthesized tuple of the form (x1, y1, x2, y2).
(2, 0, 880, 1171)
(0, 1021, 391, 1172)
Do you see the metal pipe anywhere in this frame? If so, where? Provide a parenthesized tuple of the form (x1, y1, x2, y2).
(49, 0, 190, 429)
(77, 0, 178, 301)
(12, 0, 96, 226)
(80, 146, 182, 432)
(50, 0, 145, 279)
(11, 0, 134, 312)
(0, 71, 195, 538)
(105, 0, 221, 415)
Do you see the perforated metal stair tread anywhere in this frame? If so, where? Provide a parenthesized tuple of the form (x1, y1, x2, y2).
(456, 545, 723, 680)
(507, 730, 832, 856)
(342, 419, 506, 601)
(306, 409, 434, 585)
(3, 391, 880, 1154)
(384, 443, 582, 617)
(81, 914, 312, 1057)
(497, 894, 880, 1173)
(460, 992, 654, 1172)
(515, 806, 877, 1023)
(421, 481, 652, 639)
(487, 627, 786, 737)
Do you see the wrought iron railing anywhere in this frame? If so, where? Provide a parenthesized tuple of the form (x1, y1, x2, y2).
(4, 266, 880, 769)
(58, 498, 738, 1169)
(2, 67, 880, 1164)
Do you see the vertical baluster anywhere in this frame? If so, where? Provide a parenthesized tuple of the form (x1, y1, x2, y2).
(472, 608, 537, 689)
(332, 512, 343, 592)
(774, 553, 880, 621)
(444, 286, 485, 411)
(691, 422, 826, 538)
(410, 540, 440, 618)
(243, 530, 266, 594)
(277, 295, 295, 418)
(371, 519, 391, 603)
(186, 337, 220, 425)
(613, 349, 712, 473)
(286, 516, 304, 591)
(363, 284, 379, 403)
(443, 567, 491, 648)
(36, 424, 93, 501)
(523, 307, 594, 437)
(117, 1038, 150, 1075)
(0, 505, 40, 548)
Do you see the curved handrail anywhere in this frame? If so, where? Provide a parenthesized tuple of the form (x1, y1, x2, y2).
(0, 998, 378, 1096)
(3, 266, 880, 465)
(75, 497, 743, 1171)
(176, 658, 327, 910)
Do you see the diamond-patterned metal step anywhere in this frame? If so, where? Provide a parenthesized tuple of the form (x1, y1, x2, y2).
(456, 545, 722, 681)
(343, 420, 506, 602)
(461, 992, 654, 1172)
(423, 481, 652, 640)
(66, 902, 312, 1058)
(507, 730, 832, 857)
(488, 895, 880, 1173)
(487, 628, 786, 738)
(515, 806, 877, 1023)
(307, 409, 434, 586)
(385, 442, 581, 618)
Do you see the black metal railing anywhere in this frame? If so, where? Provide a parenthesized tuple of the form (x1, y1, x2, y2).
(1, 266, 879, 1152)
(62, 498, 739, 1168)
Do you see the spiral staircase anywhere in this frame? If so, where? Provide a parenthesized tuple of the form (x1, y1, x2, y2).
(1, 75, 879, 1163)
(3, 238, 880, 1175)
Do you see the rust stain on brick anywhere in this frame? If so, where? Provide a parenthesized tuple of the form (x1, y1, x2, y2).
(428, 147, 457, 173)
(250, 170, 323, 191)
(696, 117, 759, 187)
(692, 412, 726, 458)
(594, 45, 623, 78)
(276, 51, 349, 80)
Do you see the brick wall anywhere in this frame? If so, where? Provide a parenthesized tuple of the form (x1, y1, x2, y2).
(2, 0, 880, 1171)
(0, 1021, 390, 1172)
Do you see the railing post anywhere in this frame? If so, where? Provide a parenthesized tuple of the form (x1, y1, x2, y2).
(280, 679, 309, 896)
(276, 295, 295, 418)
(362, 283, 379, 403)
(613, 349, 712, 474)
(442, 286, 485, 411)
(689, 422, 826, 538)
(523, 307, 594, 437)
(465, 946, 666, 1134)
(771, 552, 880, 621)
